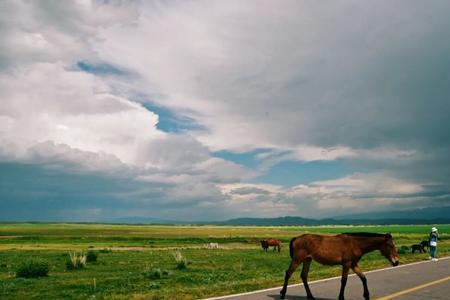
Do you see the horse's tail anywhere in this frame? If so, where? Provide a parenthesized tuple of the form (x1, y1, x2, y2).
(289, 237, 296, 259)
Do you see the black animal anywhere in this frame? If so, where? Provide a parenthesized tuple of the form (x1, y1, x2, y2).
(411, 244, 425, 253)
(420, 240, 429, 251)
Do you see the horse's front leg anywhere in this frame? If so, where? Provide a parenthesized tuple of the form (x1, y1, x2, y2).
(280, 259, 301, 299)
(338, 263, 350, 300)
(301, 257, 315, 300)
(352, 264, 369, 300)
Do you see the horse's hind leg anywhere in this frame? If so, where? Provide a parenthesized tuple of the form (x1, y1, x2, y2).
(301, 257, 315, 300)
(352, 264, 369, 300)
(280, 259, 301, 299)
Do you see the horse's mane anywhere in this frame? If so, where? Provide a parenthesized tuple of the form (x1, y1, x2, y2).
(342, 232, 387, 237)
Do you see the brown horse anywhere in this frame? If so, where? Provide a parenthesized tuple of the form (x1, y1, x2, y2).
(280, 233, 399, 300)
(261, 238, 282, 252)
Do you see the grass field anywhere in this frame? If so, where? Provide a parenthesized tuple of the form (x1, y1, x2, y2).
(0, 223, 449, 299)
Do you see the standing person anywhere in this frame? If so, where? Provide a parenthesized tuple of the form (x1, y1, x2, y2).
(429, 227, 439, 261)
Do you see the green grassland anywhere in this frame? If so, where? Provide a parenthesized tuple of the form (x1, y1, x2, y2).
(0, 223, 449, 299)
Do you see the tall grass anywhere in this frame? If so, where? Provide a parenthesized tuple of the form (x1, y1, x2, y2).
(173, 250, 188, 270)
(66, 252, 87, 270)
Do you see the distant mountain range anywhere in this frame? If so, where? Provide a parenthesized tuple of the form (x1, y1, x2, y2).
(335, 205, 450, 220)
(108, 206, 450, 225)
(212, 216, 450, 226)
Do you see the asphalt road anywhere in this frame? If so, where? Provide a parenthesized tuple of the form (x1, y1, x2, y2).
(204, 257, 450, 300)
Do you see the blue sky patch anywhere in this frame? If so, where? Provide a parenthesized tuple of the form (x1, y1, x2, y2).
(77, 61, 126, 76)
(142, 102, 203, 133)
(212, 149, 273, 169)
(213, 150, 358, 186)
(253, 159, 356, 186)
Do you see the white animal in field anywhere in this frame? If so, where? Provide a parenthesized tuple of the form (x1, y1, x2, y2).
(208, 242, 219, 249)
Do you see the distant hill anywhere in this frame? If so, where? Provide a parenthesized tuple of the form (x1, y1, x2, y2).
(212, 206, 450, 226)
(213, 216, 450, 226)
(335, 206, 450, 220)
(93, 206, 450, 226)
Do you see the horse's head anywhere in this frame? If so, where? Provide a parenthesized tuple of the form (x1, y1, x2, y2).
(380, 233, 399, 266)
(260, 240, 267, 248)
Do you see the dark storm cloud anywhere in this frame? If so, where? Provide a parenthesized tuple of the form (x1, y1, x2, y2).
(229, 186, 270, 195)
(0, 162, 164, 221)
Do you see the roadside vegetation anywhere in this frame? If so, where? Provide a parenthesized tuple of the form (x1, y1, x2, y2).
(0, 223, 449, 299)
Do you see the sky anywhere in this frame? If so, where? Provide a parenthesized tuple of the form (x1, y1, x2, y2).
(1, 0, 450, 222)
